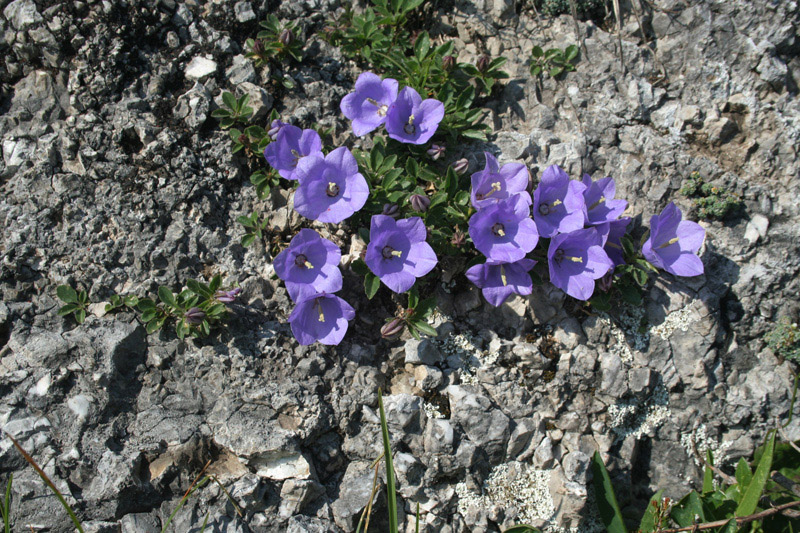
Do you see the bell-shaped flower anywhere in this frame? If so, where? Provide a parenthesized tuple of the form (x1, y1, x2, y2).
(582, 174, 628, 225)
(263, 124, 323, 180)
(533, 164, 586, 238)
(596, 217, 631, 268)
(365, 215, 438, 293)
(273, 229, 343, 302)
(385, 86, 444, 145)
(340, 72, 399, 137)
(470, 152, 531, 209)
(289, 292, 355, 345)
(548, 227, 614, 301)
(293, 147, 369, 223)
(465, 259, 537, 307)
(642, 202, 705, 277)
(468, 194, 539, 263)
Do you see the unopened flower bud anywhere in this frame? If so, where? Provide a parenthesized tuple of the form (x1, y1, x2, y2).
(442, 55, 455, 72)
(238, 133, 248, 145)
(382, 203, 400, 219)
(381, 318, 405, 340)
(427, 144, 445, 161)
(452, 158, 469, 175)
(184, 307, 206, 325)
(215, 288, 242, 303)
(267, 119, 286, 139)
(410, 194, 431, 213)
(476, 54, 490, 73)
(598, 272, 614, 292)
(252, 39, 265, 55)
(279, 28, 294, 46)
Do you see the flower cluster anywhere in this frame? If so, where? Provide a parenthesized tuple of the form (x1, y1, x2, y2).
(466, 159, 706, 306)
(263, 71, 445, 345)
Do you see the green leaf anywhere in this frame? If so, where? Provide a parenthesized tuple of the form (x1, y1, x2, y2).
(671, 492, 706, 527)
(158, 287, 177, 308)
(145, 319, 162, 335)
(549, 67, 564, 77)
(57, 285, 78, 303)
(590, 452, 627, 533)
(222, 91, 237, 110)
(124, 295, 139, 307)
(638, 490, 664, 533)
(209, 275, 221, 292)
(618, 283, 642, 306)
(211, 108, 231, 118)
(503, 526, 540, 533)
(411, 320, 438, 337)
(702, 449, 714, 494)
(242, 234, 256, 248)
(632, 268, 649, 287)
(58, 303, 80, 316)
(414, 31, 430, 60)
(75, 309, 86, 325)
(565, 44, 579, 62)
(590, 292, 612, 312)
(531, 45, 544, 58)
(736, 431, 775, 516)
(137, 298, 156, 311)
(141, 308, 157, 323)
(351, 259, 370, 276)
(734, 458, 752, 497)
(365, 272, 380, 300)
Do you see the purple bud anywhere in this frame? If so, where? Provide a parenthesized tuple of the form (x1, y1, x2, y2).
(381, 318, 405, 340)
(382, 203, 400, 219)
(279, 28, 294, 46)
(410, 194, 431, 213)
(215, 288, 242, 303)
(453, 158, 469, 175)
(267, 119, 286, 140)
(184, 307, 206, 325)
(427, 144, 445, 161)
(252, 39, 265, 55)
(442, 55, 455, 72)
(598, 272, 614, 292)
(476, 54, 490, 73)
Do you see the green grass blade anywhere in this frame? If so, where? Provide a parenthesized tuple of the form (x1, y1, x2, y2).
(736, 431, 775, 516)
(416, 501, 420, 533)
(734, 458, 752, 499)
(161, 476, 210, 533)
(590, 451, 627, 533)
(199, 511, 210, 533)
(5, 433, 84, 533)
(378, 390, 398, 533)
(702, 449, 714, 494)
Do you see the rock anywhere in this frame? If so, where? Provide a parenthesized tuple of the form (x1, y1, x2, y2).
(704, 116, 738, 145)
(234, 1, 256, 23)
(174, 82, 211, 129)
(185, 56, 217, 81)
(2, 138, 36, 174)
(447, 385, 511, 462)
(424, 418, 455, 454)
(599, 352, 626, 397)
(744, 214, 769, 245)
(172, 4, 193, 26)
(506, 417, 539, 459)
(331, 461, 377, 530)
(279, 479, 324, 518)
(404, 338, 443, 365)
(3, 0, 42, 30)
(494, 131, 531, 161)
(756, 50, 788, 90)
(120, 513, 159, 533)
(414, 364, 443, 390)
(382, 393, 423, 433)
(226, 54, 256, 85)
(238, 81, 273, 119)
(533, 436, 557, 468)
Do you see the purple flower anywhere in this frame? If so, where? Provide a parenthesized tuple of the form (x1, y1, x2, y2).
(385, 86, 444, 145)
(267, 119, 287, 140)
(548, 227, 614, 301)
(263, 125, 323, 180)
(468, 194, 539, 262)
(470, 152, 531, 209)
(215, 287, 242, 303)
(340, 72, 399, 137)
(582, 174, 628, 225)
(465, 259, 537, 307)
(533, 164, 587, 238)
(289, 292, 355, 345)
(642, 202, 705, 277)
(184, 307, 206, 325)
(293, 147, 369, 223)
(273, 229, 343, 302)
(596, 217, 631, 267)
(365, 215, 438, 293)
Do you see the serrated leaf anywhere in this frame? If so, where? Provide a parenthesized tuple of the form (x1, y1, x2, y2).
(590, 292, 612, 312)
(736, 431, 775, 516)
(638, 490, 664, 533)
(57, 285, 78, 303)
(590, 452, 627, 533)
(365, 272, 380, 299)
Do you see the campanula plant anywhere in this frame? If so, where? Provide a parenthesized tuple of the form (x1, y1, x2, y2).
(340, 72, 399, 136)
(533, 164, 586, 237)
(365, 215, 438, 294)
(642, 202, 705, 277)
(273, 229, 344, 301)
(469, 194, 539, 262)
(263, 125, 323, 180)
(470, 152, 531, 209)
(289, 292, 355, 345)
(293, 147, 369, 223)
(465, 259, 537, 307)
(548, 227, 614, 301)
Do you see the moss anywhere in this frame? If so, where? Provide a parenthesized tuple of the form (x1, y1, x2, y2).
(766, 317, 800, 363)
(536, 0, 605, 17)
(680, 172, 743, 220)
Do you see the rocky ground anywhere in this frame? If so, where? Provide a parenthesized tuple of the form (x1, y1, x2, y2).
(1, 0, 799, 531)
